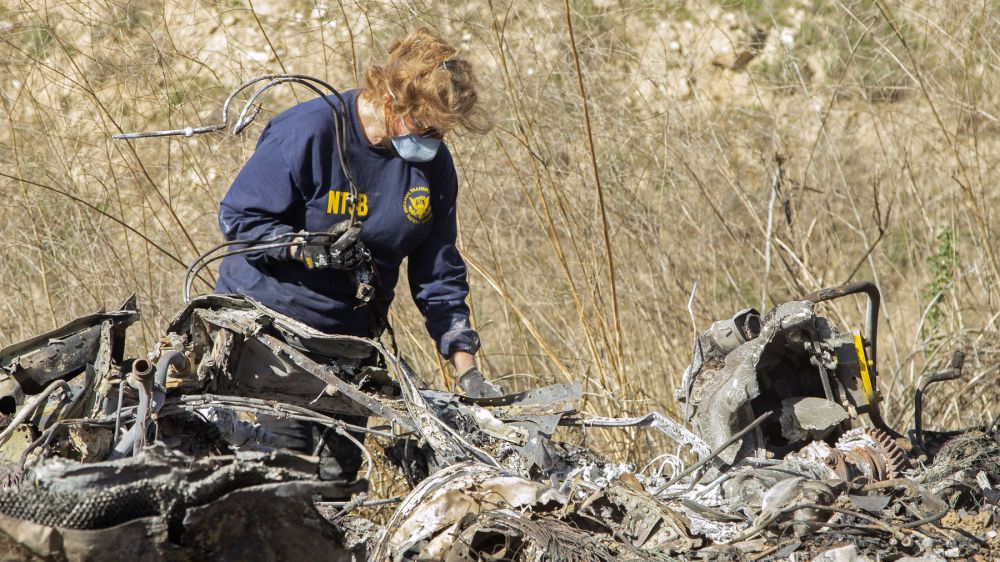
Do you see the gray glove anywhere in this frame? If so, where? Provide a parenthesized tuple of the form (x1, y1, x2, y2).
(458, 367, 503, 398)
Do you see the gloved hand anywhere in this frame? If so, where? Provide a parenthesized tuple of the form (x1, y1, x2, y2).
(457, 367, 503, 398)
(291, 221, 366, 270)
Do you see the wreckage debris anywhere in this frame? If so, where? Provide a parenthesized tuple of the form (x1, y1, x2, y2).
(0, 284, 997, 560)
(0, 446, 360, 561)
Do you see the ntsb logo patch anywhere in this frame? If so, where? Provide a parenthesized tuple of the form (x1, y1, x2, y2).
(402, 186, 432, 224)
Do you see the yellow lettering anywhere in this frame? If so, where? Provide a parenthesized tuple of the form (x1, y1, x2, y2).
(327, 190, 368, 216)
(327, 190, 341, 214)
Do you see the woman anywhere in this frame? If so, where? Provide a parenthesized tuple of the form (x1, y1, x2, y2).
(215, 27, 500, 398)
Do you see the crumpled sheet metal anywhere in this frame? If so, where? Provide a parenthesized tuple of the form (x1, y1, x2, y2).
(591, 477, 699, 552)
(0, 297, 137, 390)
(372, 462, 567, 561)
(166, 294, 372, 361)
(477, 382, 583, 419)
(755, 476, 837, 537)
(373, 461, 700, 561)
(0, 295, 137, 422)
(168, 295, 499, 471)
(394, 362, 498, 468)
(574, 412, 711, 460)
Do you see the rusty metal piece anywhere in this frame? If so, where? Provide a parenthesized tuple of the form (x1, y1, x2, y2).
(788, 441, 853, 481)
(870, 428, 910, 477)
(786, 428, 909, 485)
(109, 359, 154, 459)
(836, 428, 909, 482)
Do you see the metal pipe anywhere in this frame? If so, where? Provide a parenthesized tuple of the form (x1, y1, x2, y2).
(802, 281, 880, 368)
(805, 282, 880, 369)
(109, 359, 154, 459)
(802, 282, 901, 438)
(151, 351, 187, 415)
(913, 350, 965, 453)
(0, 378, 25, 416)
(0, 379, 71, 447)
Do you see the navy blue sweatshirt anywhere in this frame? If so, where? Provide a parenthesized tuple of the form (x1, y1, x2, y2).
(215, 90, 480, 357)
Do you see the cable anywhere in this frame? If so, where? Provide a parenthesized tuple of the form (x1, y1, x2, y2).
(182, 233, 304, 301)
(114, 74, 360, 225)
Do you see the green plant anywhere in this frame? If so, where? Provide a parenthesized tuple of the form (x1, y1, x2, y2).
(921, 227, 957, 335)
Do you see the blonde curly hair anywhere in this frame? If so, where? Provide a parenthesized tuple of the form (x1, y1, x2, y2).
(362, 27, 491, 136)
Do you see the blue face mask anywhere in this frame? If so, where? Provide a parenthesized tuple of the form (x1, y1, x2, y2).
(391, 134, 442, 163)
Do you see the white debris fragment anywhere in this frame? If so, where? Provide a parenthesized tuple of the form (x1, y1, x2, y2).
(813, 544, 873, 562)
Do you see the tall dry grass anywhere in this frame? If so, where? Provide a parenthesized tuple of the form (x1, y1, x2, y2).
(1, 0, 998, 463)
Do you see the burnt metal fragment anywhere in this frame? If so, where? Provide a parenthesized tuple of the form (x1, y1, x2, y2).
(680, 285, 895, 465)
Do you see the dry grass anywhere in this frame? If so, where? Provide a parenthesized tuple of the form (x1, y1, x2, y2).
(1, 0, 998, 464)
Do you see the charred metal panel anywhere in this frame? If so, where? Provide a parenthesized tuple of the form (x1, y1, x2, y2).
(0, 296, 137, 401)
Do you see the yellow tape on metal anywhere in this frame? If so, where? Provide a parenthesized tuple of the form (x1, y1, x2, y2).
(853, 332, 877, 405)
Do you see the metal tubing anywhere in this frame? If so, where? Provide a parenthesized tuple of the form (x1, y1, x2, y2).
(151, 351, 187, 414)
(913, 350, 965, 452)
(802, 281, 880, 369)
(0, 379, 71, 447)
(109, 359, 154, 459)
(802, 282, 904, 437)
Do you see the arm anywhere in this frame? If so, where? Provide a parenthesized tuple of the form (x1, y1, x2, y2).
(407, 153, 502, 397)
(451, 351, 476, 373)
(218, 122, 302, 265)
(406, 152, 480, 360)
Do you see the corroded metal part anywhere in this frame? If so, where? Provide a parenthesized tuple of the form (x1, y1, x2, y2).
(836, 427, 910, 481)
(785, 427, 910, 484)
